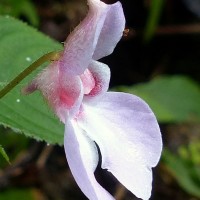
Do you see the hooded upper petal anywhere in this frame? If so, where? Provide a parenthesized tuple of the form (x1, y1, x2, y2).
(93, 2, 125, 60)
(60, 0, 125, 76)
(77, 92, 162, 200)
(64, 118, 115, 200)
(60, 0, 109, 76)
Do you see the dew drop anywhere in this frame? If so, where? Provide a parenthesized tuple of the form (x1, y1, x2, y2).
(26, 57, 32, 62)
(16, 99, 20, 103)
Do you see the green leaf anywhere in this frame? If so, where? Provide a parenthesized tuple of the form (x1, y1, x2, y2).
(17, 0, 40, 27)
(0, 127, 30, 167)
(0, 145, 10, 163)
(144, 0, 165, 42)
(0, 16, 64, 145)
(115, 76, 200, 123)
(0, 188, 34, 200)
(0, 0, 39, 26)
(162, 149, 200, 197)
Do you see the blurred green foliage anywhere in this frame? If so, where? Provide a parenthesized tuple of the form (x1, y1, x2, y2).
(179, 142, 200, 165)
(0, 127, 29, 168)
(0, 188, 34, 200)
(0, 0, 39, 26)
(144, 0, 165, 42)
(115, 75, 200, 123)
(0, 145, 10, 164)
(162, 142, 200, 198)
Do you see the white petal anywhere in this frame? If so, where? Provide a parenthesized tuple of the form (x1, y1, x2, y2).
(77, 92, 162, 200)
(93, 2, 126, 60)
(64, 118, 115, 200)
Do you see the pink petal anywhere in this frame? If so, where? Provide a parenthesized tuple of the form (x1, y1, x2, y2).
(77, 92, 162, 200)
(61, 0, 110, 76)
(80, 69, 95, 95)
(93, 2, 126, 60)
(25, 61, 83, 122)
(64, 118, 115, 200)
(84, 60, 110, 101)
(22, 79, 38, 95)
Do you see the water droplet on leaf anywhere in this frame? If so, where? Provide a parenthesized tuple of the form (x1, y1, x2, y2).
(26, 57, 32, 62)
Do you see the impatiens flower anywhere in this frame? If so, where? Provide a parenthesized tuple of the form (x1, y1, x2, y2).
(24, 0, 162, 199)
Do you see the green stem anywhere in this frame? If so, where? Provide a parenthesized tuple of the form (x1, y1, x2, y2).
(0, 51, 62, 99)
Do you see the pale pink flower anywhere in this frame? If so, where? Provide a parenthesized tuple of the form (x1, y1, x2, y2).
(25, 0, 162, 199)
